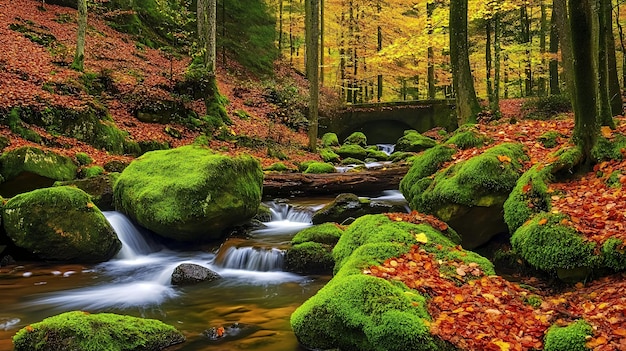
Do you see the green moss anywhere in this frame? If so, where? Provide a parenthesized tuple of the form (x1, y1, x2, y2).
(114, 145, 263, 241)
(0, 146, 77, 181)
(395, 130, 437, 152)
(12, 311, 185, 351)
(81, 166, 104, 179)
(399, 145, 456, 198)
(344, 132, 367, 146)
(404, 143, 526, 214)
(264, 162, 290, 172)
(511, 213, 599, 273)
(292, 223, 343, 245)
(3, 186, 120, 262)
(75, 152, 93, 166)
(303, 162, 336, 174)
(605, 171, 623, 188)
(504, 146, 582, 232)
(523, 295, 543, 308)
(443, 125, 487, 149)
(319, 147, 340, 163)
(321, 132, 340, 147)
(388, 151, 413, 163)
(297, 160, 316, 172)
(6, 107, 42, 143)
(366, 149, 389, 161)
(340, 157, 365, 165)
(543, 320, 592, 351)
(602, 238, 626, 271)
(285, 242, 334, 274)
(336, 144, 368, 160)
(538, 131, 561, 148)
(592, 135, 626, 162)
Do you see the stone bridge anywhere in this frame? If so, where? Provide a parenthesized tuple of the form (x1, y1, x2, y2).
(319, 99, 457, 144)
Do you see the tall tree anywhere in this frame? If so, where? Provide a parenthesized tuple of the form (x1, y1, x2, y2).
(549, 0, 560, 95)
(449, 0, 481, 124)
(305, 0, 319, 151)
(198, 0, 227, 123)
(567, 0, 599, 164)
(537, 0, 547, 96)
(598, 0, 615, 127)
(71, 0, 87, 71)
(604, 0, 622, 116)
(427, 0, 436, 99)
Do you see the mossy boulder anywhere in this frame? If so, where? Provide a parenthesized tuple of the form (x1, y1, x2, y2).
(54, 174, 116, 211)
(343, 131, 367, 146)
(312, 193, 407, 225)
(543, 320, 593, 351)
(321, 132, 340, 147)
(0, 146, 78, 197)
(366, 148, 389, 161)
(335, 144, 368, 160)
(114, 145, 263, 242)
(2, 186, 120, 262)
(319, 147, 340, 163)
(12, 311, 185, 351)
(443, 125, 487, 149)
(285, 241, 335, 274)
(303, 162, 335, 174)
(401, 143, 527, 248)
(291, 214, 490, 350)
(394, 130, 437, 153)
(292, 223, 344, 245)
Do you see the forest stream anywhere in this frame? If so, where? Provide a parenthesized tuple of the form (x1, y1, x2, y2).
(0, 190, 408, 351)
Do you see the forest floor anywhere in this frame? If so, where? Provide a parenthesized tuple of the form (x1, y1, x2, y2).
(1, 1, 626, 350)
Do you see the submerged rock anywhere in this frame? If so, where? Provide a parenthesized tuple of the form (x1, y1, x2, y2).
(114, 145, 263, 242)
(171, 263, 221, 285)
(12, 311, 185, 351)
(312, 193, 406, 225)
(2, 186, 120, 262)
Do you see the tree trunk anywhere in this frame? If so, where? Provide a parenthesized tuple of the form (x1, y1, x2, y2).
(449, 0, 481, 124)
(320, 0, 324, 86)
(538, 0, 547, 96)
(521, 4, 533, 96)
(493, 12, 501, 114)
(605, 0, 622, 116)
(554, 0, 574, 97)
(549, 1, 560, 95)
(568, 0, 600, 164)
(598, 0, 615, 127)
(427, 1, 436, 99)
(486, 19, 493, 108)
(71, 0, 87, 71)
(278, 0, 283, 52)
(305, 0, 319, 152)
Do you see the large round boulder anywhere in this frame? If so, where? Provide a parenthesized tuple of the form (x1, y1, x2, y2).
(2, 186, 121, 262)
(114, 145, 263, 242)
(12, 311, 185, 351)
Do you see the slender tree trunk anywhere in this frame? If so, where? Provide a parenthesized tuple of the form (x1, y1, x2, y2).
(568, 0, 600, 164)
(549, 0, 560, 95)
(377, 0, 382, 101)
(521, 4, 533, 96)
(617, 1, 626, 93)
(320, 0, 324, 86)
(71, 0, 87, 71)
(305, 0, 319, 151)
(554, 0, 574, 96)
(605, 0, 622, 116)
(278, 0, 283, 52)
(206, 0, 217, 72)
(493, 12, 501, 114)
(504, 52, 509, 99)
(538, 0, 547, 96)
(486, 19, 493, 106)
(598, 0, 615, 127)
(427, 1, 436, 99)
(449, 0, 481, 124)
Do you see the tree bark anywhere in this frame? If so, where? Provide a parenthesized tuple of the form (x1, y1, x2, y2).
(568, 0, 600, 164)
(605, 0, 623, 116)
(549, 1, 560, 95)
(71, 0, 87, 71)
(449, 0, 481, 124)
(493, 12, 501, 114)
(598, 0, 615, 127)
(538, 0, 547, 96)
(263, 166, 409, 197)
(427, 0, 436, 99)
(553, 0, 574, 97)
(305, 0, 319, 151)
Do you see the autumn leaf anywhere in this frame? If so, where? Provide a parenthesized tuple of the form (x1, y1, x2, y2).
(414, 232, 428, 243)
(538, 218, 548, 225)
(586, 336, 608, 348)
(601, 126, 613, 138)
(492, 339, 511, 351)
(497, 155, 512, 163)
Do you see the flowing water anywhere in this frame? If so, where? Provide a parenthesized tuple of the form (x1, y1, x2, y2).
(0, 192, 407, 351)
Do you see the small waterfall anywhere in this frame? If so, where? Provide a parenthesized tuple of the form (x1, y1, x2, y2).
(103, 211, 160, 259)
(267, 202, 314, 223)
(377, 144, 396, 156)
(217, 246, 284, 271)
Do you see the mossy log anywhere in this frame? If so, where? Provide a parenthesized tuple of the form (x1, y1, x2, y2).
(263, 165, 409, 197)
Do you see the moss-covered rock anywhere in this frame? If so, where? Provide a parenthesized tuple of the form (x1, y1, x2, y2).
(3, 187, 120, 262)
(394, 130, 437, 153)
(543, 320, 592, 351)
(443, 125, 487, 150)
(12, 311, 185, 351)
(538, 131, 561, 148)
(336, 144, 368, 160)
(343, 131, 367, 146)
(291, 214, 488, 351)
(366, 148, 389, 161)
(263, 162, 291, 172)
(312, 193, 407, 225)
(402, 143, 527, 248)
(303, 162, 335, 174)
(321, 132, 340, 147)
(54, 174, 116, 211)
(319, 147, 340, 163)
(0, 146, 78, 197)
(80, 165, 104, 179)
(285, 241, 335, 274)
(292, 223, 343, 245)
(114, 145, 263, 242)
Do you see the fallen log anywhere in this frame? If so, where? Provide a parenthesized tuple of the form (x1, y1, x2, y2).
(262, 165, 410, 197)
